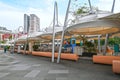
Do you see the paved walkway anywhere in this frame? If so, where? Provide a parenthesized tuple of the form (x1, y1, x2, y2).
(0, 51, 120, 80)
(0, 50, 19, 65)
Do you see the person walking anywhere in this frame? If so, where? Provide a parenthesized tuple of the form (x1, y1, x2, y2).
(4, 46, 7, 53)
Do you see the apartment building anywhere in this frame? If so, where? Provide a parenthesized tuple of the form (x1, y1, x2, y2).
(24, 14, 40, 34)
(24, 14, 30, 34)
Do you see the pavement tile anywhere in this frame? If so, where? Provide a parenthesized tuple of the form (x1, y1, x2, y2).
(48, 70, 69, 74)
(56, 77, 68, 80)
(32, 64, 41, 67)
(0, 66, 10, 71)
(0, 53, 120, 80)
(0, 73, 10, 78)
(10, 66, 31, 70)
(24, 70, 40, 78)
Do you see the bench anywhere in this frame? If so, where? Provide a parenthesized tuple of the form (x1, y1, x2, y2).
(93, 55, 120, 65)
(19, 50, 31, 54)
(112, 60, 120, 74)
(19, 50, 25, 54)
(32, 51, 79, 61)
(26, 51, 31, 54)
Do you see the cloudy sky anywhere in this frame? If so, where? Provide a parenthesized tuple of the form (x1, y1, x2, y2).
(0, 0, 120, 31)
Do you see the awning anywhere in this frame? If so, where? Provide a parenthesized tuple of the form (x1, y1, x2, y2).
(66, 20, 120, 35)
(37, 32, 53, 40)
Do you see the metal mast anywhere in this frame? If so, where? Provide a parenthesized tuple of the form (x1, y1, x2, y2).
(111, 0, 115, 13)
(52, 2, 58, 62)
(57, 0, 71, 63)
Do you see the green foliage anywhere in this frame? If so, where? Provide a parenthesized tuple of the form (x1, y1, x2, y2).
(6, 46, 10, 50)
(76, 6, 89, 14)
(74, 6, 89, 15)
(84, 41, 94, 47)
(26, 44, 29, 50)
(108, 37, 120, 45)
(94, 39, 105, 46)
(0, 40, 6, 44)
(73, 3, 98, 15)
(100, 39, 105, 45)
(33, 45, 39, 51)
(84, 41, 96, 53)
(94, 40, 98, 46)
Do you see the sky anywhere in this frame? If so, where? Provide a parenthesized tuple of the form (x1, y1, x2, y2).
(0, 0, 120, 32)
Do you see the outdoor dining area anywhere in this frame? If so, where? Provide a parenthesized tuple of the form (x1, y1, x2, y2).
(7, 0, 120, 74)
(12, 13, 120, 74)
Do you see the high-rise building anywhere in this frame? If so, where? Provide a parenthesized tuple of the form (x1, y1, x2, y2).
(29, 14, 40, 33)
(24, 14, 29, 33)
(24, 14, 40, 34)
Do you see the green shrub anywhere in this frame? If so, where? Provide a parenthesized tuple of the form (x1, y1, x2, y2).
(33, 45, 39, 51)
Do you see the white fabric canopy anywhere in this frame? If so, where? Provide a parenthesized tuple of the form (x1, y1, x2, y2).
(66, 19, 120, 35)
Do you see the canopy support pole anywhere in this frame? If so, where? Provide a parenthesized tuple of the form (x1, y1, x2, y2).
(111, 0, 115, 13)
(88, 0, 92, 13)
(103, 34, 109, 55)
(52, 2, 58, 62)
(57, 0, 71, 63)
(98, 35, 101, 54)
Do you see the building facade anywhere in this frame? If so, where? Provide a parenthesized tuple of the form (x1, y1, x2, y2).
(24, 14, 29, 34)
(24, 14, 40, 34)
(0, 26, 12, 41)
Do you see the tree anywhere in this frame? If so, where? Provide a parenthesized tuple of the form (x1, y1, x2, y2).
(70, 2, 98, 24)
(74, 4, 89, 15)
(71, 0, 98, 15)
(72, 3, 89, 15)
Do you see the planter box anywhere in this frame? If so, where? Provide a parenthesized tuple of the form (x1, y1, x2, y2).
(32, 51, 79, 61)
(112, 60, 120, 74)
(93, 55, 120, 65)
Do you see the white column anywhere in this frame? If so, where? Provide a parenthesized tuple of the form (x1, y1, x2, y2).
(111, 0, 115, 13)
(88, 0, 92, 13)
(103, 34, 109, 55)
(52, 2, 57, 62)
(57, 0, 71, 63)
(29, 41, 33, 52)
(98, 35, 101, 54)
